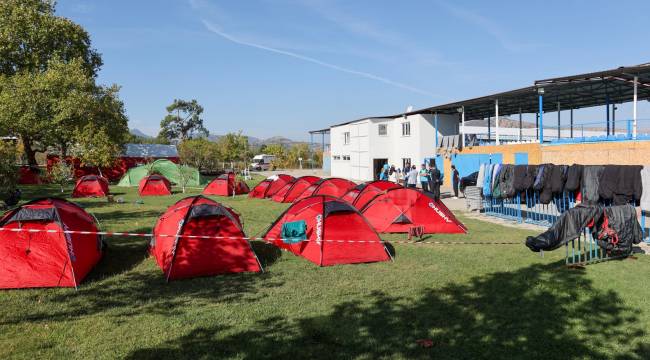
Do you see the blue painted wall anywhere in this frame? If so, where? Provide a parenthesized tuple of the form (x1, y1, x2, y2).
(514, 152, 529, 165)
(451, 153, 503, 177)
(323, 155, 331, 175)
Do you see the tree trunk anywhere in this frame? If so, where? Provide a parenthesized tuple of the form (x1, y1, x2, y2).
(60, 142, 68, 158)
(97, 166, 103, 177)
(22, 137, 37, 166)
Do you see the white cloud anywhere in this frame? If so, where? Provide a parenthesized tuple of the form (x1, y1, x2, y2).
(201, 20, 440, 98)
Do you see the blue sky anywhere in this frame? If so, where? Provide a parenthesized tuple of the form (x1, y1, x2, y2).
(57, 0, 650, 140)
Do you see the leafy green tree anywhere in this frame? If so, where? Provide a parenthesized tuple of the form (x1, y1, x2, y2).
(0, 1, 128, 166)
(48, 160, 73, 193)
(71, 123, 124, 177)
(178, 138, 220, 171)
(159, 99, 208, 142)
(0, 60, 129, 165)
(0, 142, 19, 199)
(217, 132, 249, 168)
(0, 0, 102, 76)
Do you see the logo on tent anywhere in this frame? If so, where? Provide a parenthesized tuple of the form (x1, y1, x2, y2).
(62, 223, 77, 262)
(428, 202, 452, 223)
(315, 214, 323, 244)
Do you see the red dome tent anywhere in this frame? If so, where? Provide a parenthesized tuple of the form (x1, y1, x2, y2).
(294, 178, 356, 202)
(264, 174, 295, 198)
(72, 175, 110, 198)
(139, 174, 172, 196)
(203, 173, 250, 196)
(341, 183, 368, 204)
(0, 198, 103, 289)
(248, 179, 272, 199)
(263, 195, 391, 266)
(360, 188, 467, 234)
(271, 175, 320, 203)
(150, 196, 261, 280)
(352, 180, 402, 209)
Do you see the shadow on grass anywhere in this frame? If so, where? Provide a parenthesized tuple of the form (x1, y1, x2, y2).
(250, 241, 282, 268)
(126, 263, 648, 360)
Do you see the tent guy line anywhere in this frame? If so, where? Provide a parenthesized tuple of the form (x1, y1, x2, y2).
(0, 227, 520, 245)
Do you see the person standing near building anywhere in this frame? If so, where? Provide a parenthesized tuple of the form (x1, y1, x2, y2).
(379, 164, 389, 180)
(407, 165, 418, 188)
(419, 164, 430, 192)
(388, 165, 397, 182)
(451, 164, 460, 199)
(429, 164, 441, 200)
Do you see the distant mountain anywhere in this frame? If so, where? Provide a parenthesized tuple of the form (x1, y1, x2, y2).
(130, 128, 153, 138)
(208, 134, 306, 147)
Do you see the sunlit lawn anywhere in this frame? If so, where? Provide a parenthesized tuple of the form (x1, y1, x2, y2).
(1, 178, 649, 359)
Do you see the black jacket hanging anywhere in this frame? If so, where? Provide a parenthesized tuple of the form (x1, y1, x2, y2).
(526, 205, 602, 252)
(598, 165, 643, 205)
(565, 164, 583, 192)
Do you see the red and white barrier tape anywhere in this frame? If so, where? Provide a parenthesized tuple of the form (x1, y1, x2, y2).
(0, 227, 520, 245)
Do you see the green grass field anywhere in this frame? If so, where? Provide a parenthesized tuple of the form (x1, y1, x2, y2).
(1, 179, 649, 359)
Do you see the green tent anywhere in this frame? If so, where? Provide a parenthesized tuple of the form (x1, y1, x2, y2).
(117, 159, 207, 187)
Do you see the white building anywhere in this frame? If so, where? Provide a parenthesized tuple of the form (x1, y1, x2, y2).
(330, 113, 459, 181)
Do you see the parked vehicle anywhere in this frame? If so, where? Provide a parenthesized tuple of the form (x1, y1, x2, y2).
(250, 154, 276, 171)
(459, 171, 479, 194)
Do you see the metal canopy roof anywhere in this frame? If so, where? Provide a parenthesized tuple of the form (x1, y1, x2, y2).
(401, 62, 650, 120)
(319, 62, 650, 130)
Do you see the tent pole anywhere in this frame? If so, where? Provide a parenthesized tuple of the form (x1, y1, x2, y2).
(633, 75, 638, 139)
(535, 112, 539, 140)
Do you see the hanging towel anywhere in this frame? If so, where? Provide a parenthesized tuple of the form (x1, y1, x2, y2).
(641, 166, 650, 211)
(281, 220, 307, 244)
(476, 164, 485, 193)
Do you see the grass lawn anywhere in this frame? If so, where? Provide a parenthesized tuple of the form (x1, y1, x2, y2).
(1, 178, 650, 359)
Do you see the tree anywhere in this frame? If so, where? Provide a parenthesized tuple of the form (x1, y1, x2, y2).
(0, 1, 128, 166)
(178, 138, 220, 171)
(158, 99, 208, 142)
(0, 142, 19, 199)
(71, 123, 124, 177)
(177, 165, 195, 194)
(48, 160, 73, 193)
(217, 132, 249, 169)
(0, 0, 102, 77)
(0, 60, 129, 165)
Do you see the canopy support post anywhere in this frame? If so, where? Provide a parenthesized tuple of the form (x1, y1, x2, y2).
(570, 108, 574, 138)
(487, 113, 491, 143)
(518, 108, 522, 141)
(633, 75, 638, 139)
(539, 94, 544, 143)
(461, 106, 465, 148)
(606, 94, 610, 136)
(434, 112, 439, 149)
(557, 101, 561, 139)
(495, 99, 500, 145)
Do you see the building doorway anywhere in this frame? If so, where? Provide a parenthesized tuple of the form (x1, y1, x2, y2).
(373, 158, 388, 180)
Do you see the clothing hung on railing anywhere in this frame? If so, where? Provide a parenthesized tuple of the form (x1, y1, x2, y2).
(598, 165, 642, 205)
(525, 204, 641, 255)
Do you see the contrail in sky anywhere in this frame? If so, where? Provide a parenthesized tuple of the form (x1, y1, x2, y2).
(201, 20, 438, 98)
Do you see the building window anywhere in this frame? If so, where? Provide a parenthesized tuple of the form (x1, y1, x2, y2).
(401, 122, 411, 136)
(343, 132, 350, 144)
(378, 124, 387, 136)
(402, 158, 411, 170)
(343, 155, 350, 160)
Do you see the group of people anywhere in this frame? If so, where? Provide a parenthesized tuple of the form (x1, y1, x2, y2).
(378, 163, 456, 200)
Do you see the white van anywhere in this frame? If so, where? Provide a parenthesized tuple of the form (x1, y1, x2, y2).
(250, 154, 276, 171)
